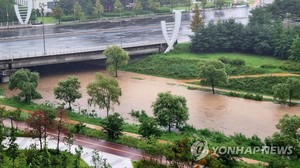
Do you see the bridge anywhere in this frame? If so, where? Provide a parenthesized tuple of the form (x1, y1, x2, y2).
(0, 42, 167, 82)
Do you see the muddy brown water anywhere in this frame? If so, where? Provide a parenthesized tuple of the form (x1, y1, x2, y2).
(1, 64, 300, 139)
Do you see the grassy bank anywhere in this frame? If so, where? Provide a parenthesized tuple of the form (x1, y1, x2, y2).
(1, 98, 300, 167)
(122, 44, 294, 79)
(197, 76, 300, 99)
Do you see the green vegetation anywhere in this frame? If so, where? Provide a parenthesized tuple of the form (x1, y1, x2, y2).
(199, 76, 300, 98)
(122, 44, 289, 79)
(36, 17, 57, 24)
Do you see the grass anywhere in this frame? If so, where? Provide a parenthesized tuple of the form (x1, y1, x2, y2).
(198, 76, 300, 98)
(1, 98, 300, 167)
(122, 44, 288, 79)
(36, 17, 57, 24)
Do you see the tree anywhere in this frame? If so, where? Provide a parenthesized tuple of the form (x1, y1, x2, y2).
(199, 61, 228, 94)
(8, 69, 41, 102)
(104, 45, 129, 77)
(274, 28, 296, 59)
(93, 0, 104, 19)
(26, 110, 51, 150)
(289, 35, 300, 62)
(273, 83, 289, 104)
(133, 0, 143, 13)
(87, 73, 122, 117)
(201, 0, 207, 10)
(273, 78, 300, 106)
(190, 4, 203, 32)
(6, 121, 19, 168)
(54, 75, 82, 110)
(148, 0, 160, 11)
(63, 132, 74, 153)
(74, 1, 84, 20)
(114, 0, 123, 12)
(138, 116, 161, 139)
(52, 4, 64, 24)
(56, 108, 68, 152)
(74, 146, 83, 168)
(153, 92, 189, 132)
(102, 113, 124, 139)
(215, 0, 226, 9)
(91, 150, 112, 168)
(285, 78, 300, 106)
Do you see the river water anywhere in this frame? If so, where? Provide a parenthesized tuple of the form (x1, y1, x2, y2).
(1, 63, 300, 139)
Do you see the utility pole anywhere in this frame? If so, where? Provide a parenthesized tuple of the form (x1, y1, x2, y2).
(40, 3, 47, 55)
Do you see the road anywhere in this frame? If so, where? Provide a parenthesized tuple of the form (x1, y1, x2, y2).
(0, 7, 252, 58)
(3, 119, 144, 161)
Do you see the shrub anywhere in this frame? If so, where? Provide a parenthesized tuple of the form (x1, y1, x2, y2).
(61, 15, 76, 22)
(155, 7, 171, 14)
(261, 64, 278, 69)
(243, 93, 263, 101)
(218, 57, 231, 64)
(230, 58, 245, 66)
(279, 62, 300, 72)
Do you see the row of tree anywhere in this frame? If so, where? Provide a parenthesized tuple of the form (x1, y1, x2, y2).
(190, 0, 300, 60)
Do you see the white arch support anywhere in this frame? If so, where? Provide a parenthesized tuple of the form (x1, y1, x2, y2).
(14, 0, 33, 25)
(161, 11, 182, 53)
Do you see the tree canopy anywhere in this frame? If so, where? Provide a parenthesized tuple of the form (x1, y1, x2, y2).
(152, 92, 189, 132)
(54, 75, 82, 110)
(104, 45, 129, 77)
(102, 113, 124, 139)
(87, 73, 122, 117)
(199, 61, 228, 94)
(8, 69, 42, 102)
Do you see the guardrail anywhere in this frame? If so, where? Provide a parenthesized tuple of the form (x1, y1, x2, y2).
(0, 41, 166, 61)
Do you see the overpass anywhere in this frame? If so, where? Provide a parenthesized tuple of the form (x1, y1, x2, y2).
(0, 42, 167, 82)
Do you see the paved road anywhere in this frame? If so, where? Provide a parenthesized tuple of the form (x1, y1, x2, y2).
(0, 7, 253, 58)
(3, 119, 144, 161)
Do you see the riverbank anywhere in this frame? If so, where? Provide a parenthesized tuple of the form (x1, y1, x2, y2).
(2, 99, 299, 167)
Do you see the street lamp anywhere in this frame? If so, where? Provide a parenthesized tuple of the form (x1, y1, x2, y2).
(39, 3, 47, 55)
(6, 0, 9, 30)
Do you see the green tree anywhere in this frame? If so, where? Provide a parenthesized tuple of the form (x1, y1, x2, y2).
(8, 69, 41, 102)
(93, 0, 104, 19)
(215, 0, 226, 9)
(190, 4, 203, 32)
(87, 73, 122, 117)
(153, 92, 189, 132)
(74, 1, 84, 20)
(138, 116, 161, 139)
(7, 122, 19, 168)
(54, 75, 82, 110)
(133, 0, 143, 13)
(201, 0, 207, 9)
(199, 61, 228, 94)
(274, 28, 296, 59)
(273, 83, 289, 104)
(52, 4, 64, 24)
(102, 113, 124, 139)
(74, 146, 83, 168)
(285, 78, 300, 106)
(114, 0, 123, 12)
(104, 45, 130, 77)
(289, 35, 300, 62)
(148, 0, 160, 11)
(91, 150, 112, 168)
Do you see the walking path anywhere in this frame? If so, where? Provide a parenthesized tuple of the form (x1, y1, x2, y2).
(179, 73, 300, 83)
(2, 137, 133, 168)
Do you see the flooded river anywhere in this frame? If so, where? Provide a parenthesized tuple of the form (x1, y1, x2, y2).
(1, 63, 300, 139)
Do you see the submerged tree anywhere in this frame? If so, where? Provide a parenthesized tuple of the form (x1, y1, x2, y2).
(54, 75, 82, 110)
(104, 45, 129, 77)
(87, 73, 122, 116)
(9, 69, 42, 102)
(153, 92, 189, 132)
(199, 61, 228, 94)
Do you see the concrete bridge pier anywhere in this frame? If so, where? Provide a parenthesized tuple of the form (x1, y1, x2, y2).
(1, 71, 10, 83)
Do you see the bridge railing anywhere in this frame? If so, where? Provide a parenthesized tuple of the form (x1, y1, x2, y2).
(0, 41, 166, 61)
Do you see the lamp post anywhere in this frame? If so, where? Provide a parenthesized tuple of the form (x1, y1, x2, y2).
(39, 3, 47, 55)
(6, 0, 9, 30)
